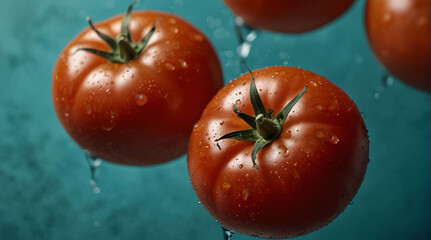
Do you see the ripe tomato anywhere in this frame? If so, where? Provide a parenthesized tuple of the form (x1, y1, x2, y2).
(52, 4, 223, 165)
(187, 66, 369, 238)
(223, 0, 355, 33)
(365, 0, 431, 92)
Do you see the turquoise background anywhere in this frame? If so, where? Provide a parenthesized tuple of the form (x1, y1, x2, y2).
(0, 0, 430, 239)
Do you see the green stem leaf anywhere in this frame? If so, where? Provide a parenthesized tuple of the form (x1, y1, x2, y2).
(121, 1, 138, 42)
(233, 104, 256, 130)
(244, 65, 268, 118)
(86, 17, 117, 50)
(274, 86, 307, 125)
(75, 48, 115, 60)
(216, 128, 259, 143)
(251, 139, 270, 169)
(136, 18, 161, 55)
(76, 2, 158, 64)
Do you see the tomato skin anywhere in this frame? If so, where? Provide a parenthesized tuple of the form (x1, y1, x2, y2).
(223, 0, 354, 33)
(365, 0, 431, 92)
(52, 10, 223, 165)
(187, 66, 368, 238)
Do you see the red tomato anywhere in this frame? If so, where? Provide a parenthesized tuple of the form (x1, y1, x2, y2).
(187, 66, 369, 238)
(223, 0, 355, 33)
(365, 0, 431, 92)
(52, 6, 223, 165)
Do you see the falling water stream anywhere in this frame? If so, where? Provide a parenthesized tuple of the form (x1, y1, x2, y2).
(221, 225, 235, 240)
(374, 73, 394, 99)
(84, 150, 102, 194)
(234, 17, 259, 66)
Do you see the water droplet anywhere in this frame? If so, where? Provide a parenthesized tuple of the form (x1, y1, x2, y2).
(313, 104, 325, 111)
(291, 167, 300, 180)
(193, 34, 204, 42)
(328, 99, 340, 111)
(235, 99, 241, 105)
(241, 188, 249, 201)
(374, 92, 381, 99)
(91, 183, 101, 194)
(238, 164, 243, 169)
(222, 182, 232, 195)
(309, 80, 319, 87)
(86, 105, 92, 115)
(170, 27, 179, 34)
(134, 93, 148, 106)
(383, 13, 391, 22)
(220, 121, 224, 126)
(64, 112, 69, 117)
(329, 134, 339, 144)
(164, 17, 175, 24)
(282, 149, 290, 158)
(314, 129, 327, 140)
(165, 62, 176, 71)
(101, 120, 114, 131)
(177, 59, 189, 68)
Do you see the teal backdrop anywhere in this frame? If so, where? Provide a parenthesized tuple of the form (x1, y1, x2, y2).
(0, 0, 430, 239)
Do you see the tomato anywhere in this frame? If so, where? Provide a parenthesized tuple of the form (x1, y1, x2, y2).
(187, 66, 369, 238)
(52, 4, 223, 165)
(223, 0, 355, 33)
(365, 0, 431, 92)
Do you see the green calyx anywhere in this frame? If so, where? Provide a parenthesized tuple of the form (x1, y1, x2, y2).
(76, 1, 159, 63)
(216, 67, 307, 169)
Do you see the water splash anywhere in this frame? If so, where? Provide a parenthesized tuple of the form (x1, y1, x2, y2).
(374, 73, 394, 99)
(234, 17, 259, 66)
(84, 150, 102, 194)
(221, 225, 235, 240)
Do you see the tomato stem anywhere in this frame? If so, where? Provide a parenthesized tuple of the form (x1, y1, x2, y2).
(216, 67, 307, 169)
(75, 2, 159, 63)
(117, 34, 136, 62)
(255, 114, 281, 140)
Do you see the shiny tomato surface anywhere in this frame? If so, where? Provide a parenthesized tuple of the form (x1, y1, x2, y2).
(223, 0, 355, 33)
(188, 66, 369, 238)
(365, 0, 430, 92)
(52, 10, 223, 165)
